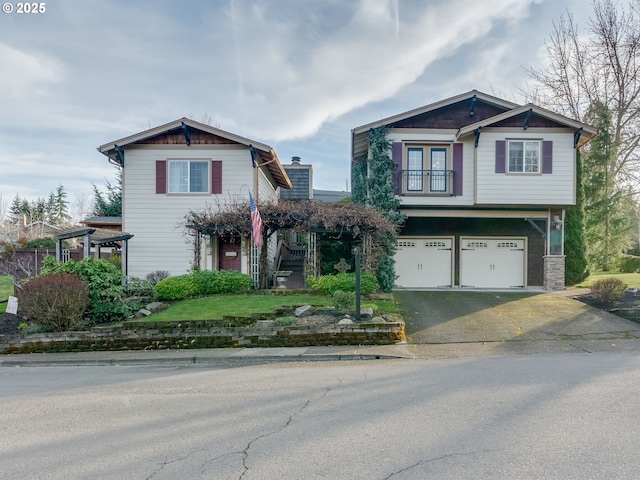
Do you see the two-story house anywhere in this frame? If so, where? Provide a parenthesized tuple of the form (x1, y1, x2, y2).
(98, 118, 292, 280)
(351, 90, 597, 290)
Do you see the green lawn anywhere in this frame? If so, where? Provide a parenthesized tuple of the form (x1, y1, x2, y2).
(0, 276, 14, 314)
(143, 293, 397, 322)
(147, 293, 333, 322)
(576, 272, 640, 289)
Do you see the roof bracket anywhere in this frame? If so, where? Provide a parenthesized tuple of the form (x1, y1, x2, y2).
(249, 144, 259, 168)
(523, 108, 532, 130)
(574, 127, 583, 148)
(474, 126, 482, 148)
(181, 122, 191, 146)
(469, 95, 477, 117)
(114, 145, 124, 166)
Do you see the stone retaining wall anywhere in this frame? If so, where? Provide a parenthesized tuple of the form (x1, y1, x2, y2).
(0, 318, 405, 354)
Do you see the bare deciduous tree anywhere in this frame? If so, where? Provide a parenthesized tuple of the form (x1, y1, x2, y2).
(523, 0, 640, 191)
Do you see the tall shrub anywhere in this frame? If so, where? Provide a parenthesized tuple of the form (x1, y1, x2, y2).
(353, 126, 404, 292)
(17, 273, 89, 331)
(565, 150, 589, 285)
(40, 256, 133, 323)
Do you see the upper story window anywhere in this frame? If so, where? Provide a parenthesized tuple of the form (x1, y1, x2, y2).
(405, 145, 449, 193)
(508, 140, 540, 173)
(168, 160, 209, 193)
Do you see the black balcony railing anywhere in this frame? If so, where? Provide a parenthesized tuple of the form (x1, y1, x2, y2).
(400, 169, 454, 195)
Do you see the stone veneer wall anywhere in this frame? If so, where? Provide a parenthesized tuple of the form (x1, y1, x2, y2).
(0, 319, 405, 354)
(544, 255, 565, 291)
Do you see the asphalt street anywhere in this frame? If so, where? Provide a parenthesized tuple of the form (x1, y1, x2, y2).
(3, 354, 640, 479)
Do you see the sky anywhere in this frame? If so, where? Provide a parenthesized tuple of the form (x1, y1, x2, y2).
(0, 0, 595, 221)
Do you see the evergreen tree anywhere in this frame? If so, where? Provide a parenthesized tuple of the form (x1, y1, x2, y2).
(45, 192, 57, 224)
(8, 194, 23, 224)
(53, 184, 71, 226)
(356, 126, 403, 292)
(564, 150, 589, 285)
(92, 166, 122, 217)
(583, 101, 634, 270)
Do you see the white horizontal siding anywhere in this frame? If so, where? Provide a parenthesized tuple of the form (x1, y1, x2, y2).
(385, 133, 475, 207)
(122, 145, 277, 278)
(475, 130, 576, 205)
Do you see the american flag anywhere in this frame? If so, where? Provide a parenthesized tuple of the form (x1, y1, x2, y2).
(249, 192, 264, 247)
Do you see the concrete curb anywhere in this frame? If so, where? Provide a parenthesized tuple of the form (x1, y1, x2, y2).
(4, 337, 640, 367)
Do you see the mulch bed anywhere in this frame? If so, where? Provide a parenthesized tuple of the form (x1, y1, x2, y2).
(570, 289, 640, 321)
(0, 313, 24, 335)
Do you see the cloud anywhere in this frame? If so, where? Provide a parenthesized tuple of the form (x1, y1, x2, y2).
(226, 0, 538, 141)
(0, 43, 64, 96)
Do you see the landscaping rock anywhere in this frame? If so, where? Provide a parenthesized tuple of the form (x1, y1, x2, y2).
(133, 309, 152, 319)
(371, 316, 386, 323)
(146, 302, 164, 311)
(359, 307, 374, 318)
(338, 318, 354, 325)
(295, 305, 316, 317)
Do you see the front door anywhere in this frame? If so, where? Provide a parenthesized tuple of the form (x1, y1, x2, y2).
(219, 237, 242, 271)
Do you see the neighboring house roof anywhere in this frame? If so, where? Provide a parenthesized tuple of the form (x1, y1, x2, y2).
(313, 189, 350, 203)
(80, 216, 123, 231)
(98, 118, 292, 190)
(54, 226, 133, 247)
(351, 90, 598, 158)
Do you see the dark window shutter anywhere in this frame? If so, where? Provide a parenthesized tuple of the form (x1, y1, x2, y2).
(211, 160, 222, 194)
(453, 143, 463, 196)
(495, 140, 506, 173)
(392, 142, 402, 195)
(542, 141, 553, 174)
(156, 160, 166, 194)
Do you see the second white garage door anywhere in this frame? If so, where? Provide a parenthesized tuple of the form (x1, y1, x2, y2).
(459, 237, 526, 288)
(395, 237, 453, 288)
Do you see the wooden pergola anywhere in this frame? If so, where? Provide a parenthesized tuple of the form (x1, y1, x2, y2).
(53, 227, 134, 275)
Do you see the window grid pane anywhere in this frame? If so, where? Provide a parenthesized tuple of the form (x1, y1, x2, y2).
(407, 148, 423, 191)
(524, 141, 539, 172)
(190, 161, 208, 192)
(430, 148, 446, 192)
(508, 141, 524, 172)
(169, 161, 188, 192)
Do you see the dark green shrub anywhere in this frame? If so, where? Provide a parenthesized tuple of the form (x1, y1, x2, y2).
(590, 277, 628, 304)
(155, 270, 253, 301)
(614, 255, 640, 273)
(40, 256, 130, 323)
(154, 275, 197, 301)
(308, 272, 379, 295)
(17, 273, 89, 331)
(332, 290, 355, 312)
(194, 270, 252, 294)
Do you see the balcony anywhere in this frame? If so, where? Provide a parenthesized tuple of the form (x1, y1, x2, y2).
(399, 169, 455, 196)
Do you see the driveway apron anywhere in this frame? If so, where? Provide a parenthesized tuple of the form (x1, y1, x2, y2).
(394, 290, 640, 344)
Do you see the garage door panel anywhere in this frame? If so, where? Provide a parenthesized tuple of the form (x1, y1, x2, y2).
(395, 238, 453, 288)
(460, 238, 525, 289)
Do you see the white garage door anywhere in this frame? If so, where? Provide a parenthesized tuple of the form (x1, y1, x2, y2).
(460, 238, 525, 288)
(395, 237, 453, 288)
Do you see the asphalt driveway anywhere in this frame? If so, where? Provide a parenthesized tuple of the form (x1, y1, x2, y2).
(395, 290, 640, 344)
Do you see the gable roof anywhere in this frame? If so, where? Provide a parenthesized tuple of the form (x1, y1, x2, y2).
(457, 103, 598, 148)
(352, 90, 519, 135)
(98, 118, 292, 189)
(351, 90, 598, 158)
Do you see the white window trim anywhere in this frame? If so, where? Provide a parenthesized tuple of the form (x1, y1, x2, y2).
(168, 159, 210, 193)
(507, 140, 541, 174)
